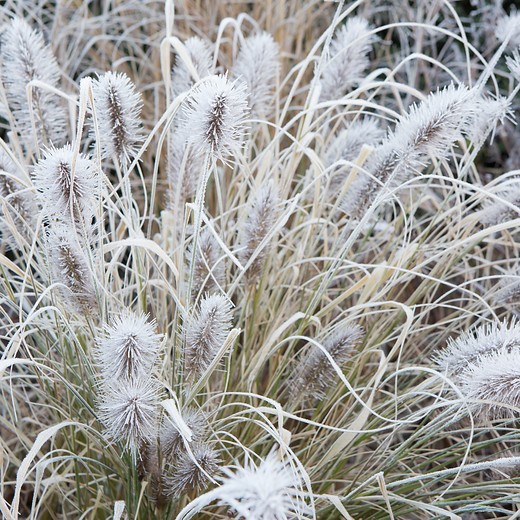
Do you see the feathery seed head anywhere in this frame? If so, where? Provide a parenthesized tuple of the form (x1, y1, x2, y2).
(481, 178, 520, 226)
(181, 74, 249, 158)
(98, 377, 159, 457)
(239, 181, 281, 284)
(460, 350, 520, 422)
(232, 32, 280, 118)
(496, 12, 520, 48)
(91, 71, 143, 163)
(164, 442, 220, 498)
(493, 274, 520, 313)
(98, 312, 162, 382)
(46, 222, 97, 312)
(0, 148, 37, 245)
(0, 17, 65, 146)
(435, 320, 520, 377)
(507, 50, 520, 81)
(292, 323, 364, 403)
(172, 36, 213, 94)
(189, 227, 225, 296)
(32, 144, 98, 225)
(185, 294, 233, 378)
(320, 16, 375, 102)
(216, 452, 308, 519)
(160, 406, 208, 462)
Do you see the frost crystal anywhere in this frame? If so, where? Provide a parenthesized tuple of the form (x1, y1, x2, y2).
(172, 36, 213, 94)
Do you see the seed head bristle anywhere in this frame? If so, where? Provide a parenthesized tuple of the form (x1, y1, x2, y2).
(91, 71, 143, 164)
(172, 36, 213, 94)
(184, 294, 233, 379)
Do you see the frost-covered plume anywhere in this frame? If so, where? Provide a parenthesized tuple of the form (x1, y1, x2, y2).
(189, 227, 225, 297)
(164, 442, 220, 498)
(480, 176, 520, 226)
(506, 50, 520, 81)
(160, 406, 208, 462)
(496, 12, 520, 48)
(185, 294, 233, 378)
(46, 223, 97, 312)
(468, 94, 510, 144)
(216, 452, 308, 519)
(91, 71, 143, 164)
(291, 323, 364, 403)
(172, 36, 213, 94)
(460, 350, 520, 422)
(320, 16, 375, 102)
(0, 17, 65, 147)
(0, 147, 37, 245)
(232, 32, 280, 118)
(239, 181, 280, 284)
(435, 321, 520, 378)
(98, 377, 159, 457)
(32, 144, 99, 226)
(493, 272, 520, 314)
(97, 312, 162, 382)
(324, 119, 384, 195)
(343, 84, 477, 217)
(167, 136, 204, 210)
(181, 74, 248, 159)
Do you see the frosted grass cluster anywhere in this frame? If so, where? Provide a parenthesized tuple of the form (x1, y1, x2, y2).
(2, 2, 520, 518)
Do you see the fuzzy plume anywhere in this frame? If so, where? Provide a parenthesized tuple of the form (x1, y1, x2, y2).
(46, 223, 97, 312)
(493, 273, 520, 313)
(160, 406, 208, 462)
(189, 227, 225, 297)
(0, 147, 37, 245)
(167, 136, 204, 210)
(320, 17, 375, 102)
(172, 36, 213, 94)
(181, 74, 249, 158)
(98, 377, 159, 456)
(435, 320, 520, 378)
(0, 17, 65, 147)
(342, 83, 477, 217)
(164, 442, 220, 498)
(239, 181, 280, 284)
(506, 50, 520, 80)
(232, 32, 280, 118)
(216, 452, 308, 519)
(291, 324, 364, 403)
(460, 350, 520, 422)
(32, 144, 99, 226)
(91, 71, 143, 164)
(480, 177, 520, 226)
(97, 312, 162, 382)
(324, 119, 384, 195)
(496, 12, 520, 48)
(185, 294, 233, 378)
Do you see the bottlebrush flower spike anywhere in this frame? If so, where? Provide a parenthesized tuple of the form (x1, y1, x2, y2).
(97, 312, 162, 382)
(481, 177, 520, 226)
(493, 273, 520, 313)
(185, 294, 233, 378)
(496, 12, 520, 48)
(342, 83, 477, 217)
(167, 136, 204, 208)
(232, 32, 280, 118)
(292, 324, 364, 403)
(32, 144, 99, 225)
(216, 451, 308, 519)
(164, 442, 220, 498)
(320, 16, 375, 102)
(239, 181, 280, 284)
(91, 71, 143, 164)
(0, 148, 37, 245)
(0, 17, 65, 147)
(98, 377, 159, 457)
(172, 36, 213, 94)
(189, 227, 225, 296)
(46, 222, 97, 312)
(181, 74, 248, 158)
(160, 406, 208, 462)
(435, 320, 520, 378)
(460, 349, 520, 422)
